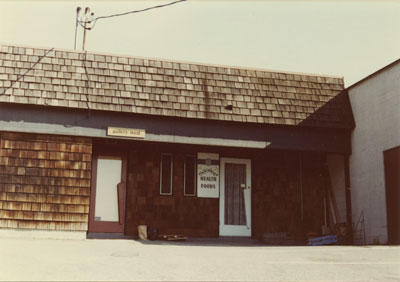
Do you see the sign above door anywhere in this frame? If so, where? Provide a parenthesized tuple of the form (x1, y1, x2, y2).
(107, 127, 145, 139)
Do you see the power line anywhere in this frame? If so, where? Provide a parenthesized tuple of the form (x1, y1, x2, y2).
(78, 0, 188, 31)
(1, 48, 54, 96)
(81, 51, 92, 112)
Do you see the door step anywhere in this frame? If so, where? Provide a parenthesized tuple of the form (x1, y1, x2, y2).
(87, 232, 136, 239)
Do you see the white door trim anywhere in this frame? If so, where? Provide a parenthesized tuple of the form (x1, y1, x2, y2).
(219, 158, 252, 237)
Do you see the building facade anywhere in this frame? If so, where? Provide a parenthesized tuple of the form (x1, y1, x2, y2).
(0, 45, 354, 240)
(348, 59, 400, 245)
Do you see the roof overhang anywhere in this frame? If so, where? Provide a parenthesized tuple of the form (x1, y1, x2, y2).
(0, 102, 352, 154)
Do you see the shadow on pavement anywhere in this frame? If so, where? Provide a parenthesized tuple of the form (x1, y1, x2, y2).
(136, 236, 307, 247)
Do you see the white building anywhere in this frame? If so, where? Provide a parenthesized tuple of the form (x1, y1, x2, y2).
(348, 59, 400, 245)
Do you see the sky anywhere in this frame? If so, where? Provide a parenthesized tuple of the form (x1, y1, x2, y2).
(0, 0, 399, 87)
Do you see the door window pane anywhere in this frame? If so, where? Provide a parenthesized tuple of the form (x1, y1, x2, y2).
(94, 156, 122, 222)
(224, 163, 247, 225)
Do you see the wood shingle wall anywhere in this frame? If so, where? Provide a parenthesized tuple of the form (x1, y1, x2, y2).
(125, 142, 219, 237)
(253, 151, 326, 238)
(122, 140, 329, 238)
(0, 45, 353, 128)
(0, 132, 92, 231)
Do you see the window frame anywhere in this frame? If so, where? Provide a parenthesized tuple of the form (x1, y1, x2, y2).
(160, 153, 173, 195)
(184, 154, 197, 196)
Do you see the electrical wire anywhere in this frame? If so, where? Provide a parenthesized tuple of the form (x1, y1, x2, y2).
(1, 48, 54, 96)
(81, 51, 92, 112)
(78, 0, 187, 30)
(1, 47, 91, 113)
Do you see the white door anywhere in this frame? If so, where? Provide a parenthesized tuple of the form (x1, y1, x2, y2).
(219, 158, 252, 237)
(89, 154, 127, 233)
(94, 156, 122, 222)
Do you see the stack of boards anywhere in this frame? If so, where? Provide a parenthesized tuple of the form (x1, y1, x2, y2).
(159, 234, 187, 241)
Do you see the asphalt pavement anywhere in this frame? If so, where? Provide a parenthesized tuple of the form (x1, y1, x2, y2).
(0, 236, 399, 281)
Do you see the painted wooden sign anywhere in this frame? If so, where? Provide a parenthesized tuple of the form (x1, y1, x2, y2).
(197, 153, 220, 198)
(107, 127, 145, 139)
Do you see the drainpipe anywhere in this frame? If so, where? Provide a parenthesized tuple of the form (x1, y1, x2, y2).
(344, 154, 353, 243)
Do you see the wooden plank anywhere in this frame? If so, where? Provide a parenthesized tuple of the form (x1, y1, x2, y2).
(7, 219, 18, 228)
(0, 184, 17, 193)
(22, 211, 34, 220)
(1, 201, 22, 211)
(0, 219, 8, 228)
(18, 220, 39, 229)
(322, 163, 339, 227)
(308, 235, 338, 246)
(159, 234, 187, 241)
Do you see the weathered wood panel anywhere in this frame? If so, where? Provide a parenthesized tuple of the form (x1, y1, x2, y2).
(252, 151, 326, 239)
(124, 142, 220, 238)
(0, 132, 92, 231)
(122, 140, 328, 238)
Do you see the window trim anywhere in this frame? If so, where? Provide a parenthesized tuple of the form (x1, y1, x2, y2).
(184, 154, 197, 196)
(160, 153, 173, 195)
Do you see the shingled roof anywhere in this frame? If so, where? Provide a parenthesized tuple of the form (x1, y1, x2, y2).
(0, 44, 353, 128)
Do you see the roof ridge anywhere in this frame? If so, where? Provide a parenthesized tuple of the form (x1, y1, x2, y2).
(0, 42, 344, 80)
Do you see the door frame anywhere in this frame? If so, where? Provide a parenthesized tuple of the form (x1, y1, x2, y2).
(88, 151, 127, 233)
(219, 157, 252, 237)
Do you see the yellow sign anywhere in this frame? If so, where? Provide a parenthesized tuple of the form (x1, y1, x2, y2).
(107, 127, 145, 139)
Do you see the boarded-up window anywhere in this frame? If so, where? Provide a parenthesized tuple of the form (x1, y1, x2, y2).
(184, 155, 196, 196)
(160, 154, 173, 195)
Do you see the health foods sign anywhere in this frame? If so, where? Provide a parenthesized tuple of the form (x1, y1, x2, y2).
(197, 153, 219, 198)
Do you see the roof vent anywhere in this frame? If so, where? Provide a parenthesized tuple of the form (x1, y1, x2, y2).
(224, 105, 233, 111)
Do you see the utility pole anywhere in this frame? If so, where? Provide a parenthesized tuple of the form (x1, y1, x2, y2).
(73, 0, 187, 50)
(82, 7, 91, 51)
(74, 7, 81, 50)
(75, 7, 93, 51)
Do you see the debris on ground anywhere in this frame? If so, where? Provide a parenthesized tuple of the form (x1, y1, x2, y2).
(307, 234, 337, 246)
(159, 234, 187, 241)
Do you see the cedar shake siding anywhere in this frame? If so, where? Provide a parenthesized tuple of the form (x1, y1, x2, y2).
(0, 45, 353, 129)
(121, 141, 329, 238)
(253, 151, 326, 238)
(0, 132, 92, 231)
(125, 143, 219, 237)
(0, 45, 353, 238)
